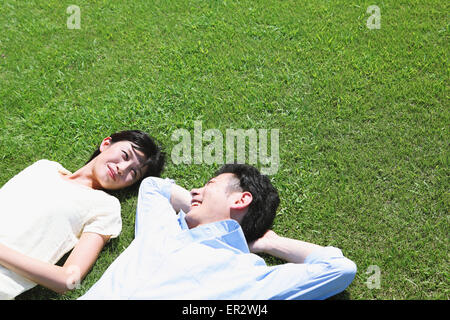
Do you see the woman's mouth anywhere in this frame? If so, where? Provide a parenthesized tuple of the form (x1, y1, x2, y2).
(107, 164, 116, 180)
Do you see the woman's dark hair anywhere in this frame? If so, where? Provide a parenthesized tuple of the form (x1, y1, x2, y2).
(215, 163, 280, 243)
(87, 130, 165, 183)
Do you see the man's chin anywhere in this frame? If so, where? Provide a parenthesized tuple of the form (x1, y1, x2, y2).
(186, 209, 195, 217)
(184, 213, 199, 229)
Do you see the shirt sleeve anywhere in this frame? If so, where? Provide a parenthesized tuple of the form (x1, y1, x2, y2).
(254, 247, 357, 300)
(134, 177, 179, 238)
(82, 197, 122, 239)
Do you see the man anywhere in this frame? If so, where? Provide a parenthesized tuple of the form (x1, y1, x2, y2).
(80, 164, 356, 299)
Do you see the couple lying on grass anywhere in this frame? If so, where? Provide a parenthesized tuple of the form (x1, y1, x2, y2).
(0, 130, 356, 300)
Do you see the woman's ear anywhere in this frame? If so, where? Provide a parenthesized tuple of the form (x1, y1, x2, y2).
(99, 137, 112, 152)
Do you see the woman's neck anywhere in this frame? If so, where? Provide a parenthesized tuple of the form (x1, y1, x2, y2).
(59, 162, 100, 190)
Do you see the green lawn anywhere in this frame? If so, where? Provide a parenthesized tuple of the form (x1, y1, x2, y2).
(0, 0, 448, 300)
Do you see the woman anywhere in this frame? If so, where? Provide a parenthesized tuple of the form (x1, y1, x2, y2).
(0, 130, 165, 299)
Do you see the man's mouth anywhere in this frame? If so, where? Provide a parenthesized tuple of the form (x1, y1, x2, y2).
(191, 199, 202, 208)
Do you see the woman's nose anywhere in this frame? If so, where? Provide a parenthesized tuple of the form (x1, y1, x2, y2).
(117, 161, 131, 176)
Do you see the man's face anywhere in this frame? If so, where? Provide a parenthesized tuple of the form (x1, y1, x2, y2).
(185, 173, 242, 228)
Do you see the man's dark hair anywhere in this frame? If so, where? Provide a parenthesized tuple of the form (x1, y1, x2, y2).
(216, 164, 280, 243)
(87, 130, 165, 185)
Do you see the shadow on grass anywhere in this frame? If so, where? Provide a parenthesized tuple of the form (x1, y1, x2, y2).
(328, 290, 351, 300)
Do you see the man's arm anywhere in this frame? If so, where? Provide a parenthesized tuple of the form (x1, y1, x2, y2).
(248, 230, 323, 264)
(169, 184, 192, 214)
(248, 230, 357, 300)
(135, 177, 178, 237)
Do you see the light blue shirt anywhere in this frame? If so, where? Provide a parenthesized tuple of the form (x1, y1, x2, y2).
(80, 177, 356, 300)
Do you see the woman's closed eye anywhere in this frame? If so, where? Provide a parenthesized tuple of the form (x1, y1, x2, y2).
(122, 150, 138, 179)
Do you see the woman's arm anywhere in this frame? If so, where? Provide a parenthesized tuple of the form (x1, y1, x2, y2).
(0, 232, 109, 294)
(248, 230, 323, 264)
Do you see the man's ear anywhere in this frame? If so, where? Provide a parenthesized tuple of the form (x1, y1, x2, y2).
(230, 191, 252, 210)
(99, 137, 112, 152)
(230, 191, 252, 224)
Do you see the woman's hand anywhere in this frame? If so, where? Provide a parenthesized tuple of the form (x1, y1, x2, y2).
(0, 232, 108, 294)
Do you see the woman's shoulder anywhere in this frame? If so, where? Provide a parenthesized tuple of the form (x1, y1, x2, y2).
(29, 159, 63, 170)
(100, 191, 121, 208)
(8, 160, 63, 178)
(33, 159, 62, 166)
(87, 188, 121, 212)
(33, 159, 74, 174)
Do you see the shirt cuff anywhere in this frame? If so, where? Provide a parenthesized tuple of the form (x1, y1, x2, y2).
(160, 178, 175, 201)
(141, 177, 175, 201)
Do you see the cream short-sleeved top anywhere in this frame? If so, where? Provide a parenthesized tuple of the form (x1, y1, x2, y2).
(0, 160, 122, 299)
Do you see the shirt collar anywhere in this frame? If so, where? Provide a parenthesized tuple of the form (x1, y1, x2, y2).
(177, 210, 190, 230)
(177, 210, 249, 254)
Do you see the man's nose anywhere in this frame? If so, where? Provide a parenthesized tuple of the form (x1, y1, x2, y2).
(190, 187, 201, 197)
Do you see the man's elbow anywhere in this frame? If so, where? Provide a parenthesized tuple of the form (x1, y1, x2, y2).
(138, 176, 159, 194)
(332, 257, 357, 293)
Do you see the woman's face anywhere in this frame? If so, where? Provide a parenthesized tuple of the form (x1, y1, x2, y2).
(91, 138, 148, 190)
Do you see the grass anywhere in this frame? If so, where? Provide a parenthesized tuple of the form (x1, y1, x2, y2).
(0, 0, 448, 300)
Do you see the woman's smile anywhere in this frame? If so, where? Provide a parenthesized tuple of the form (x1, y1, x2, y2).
(107, 163, 117, 181)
